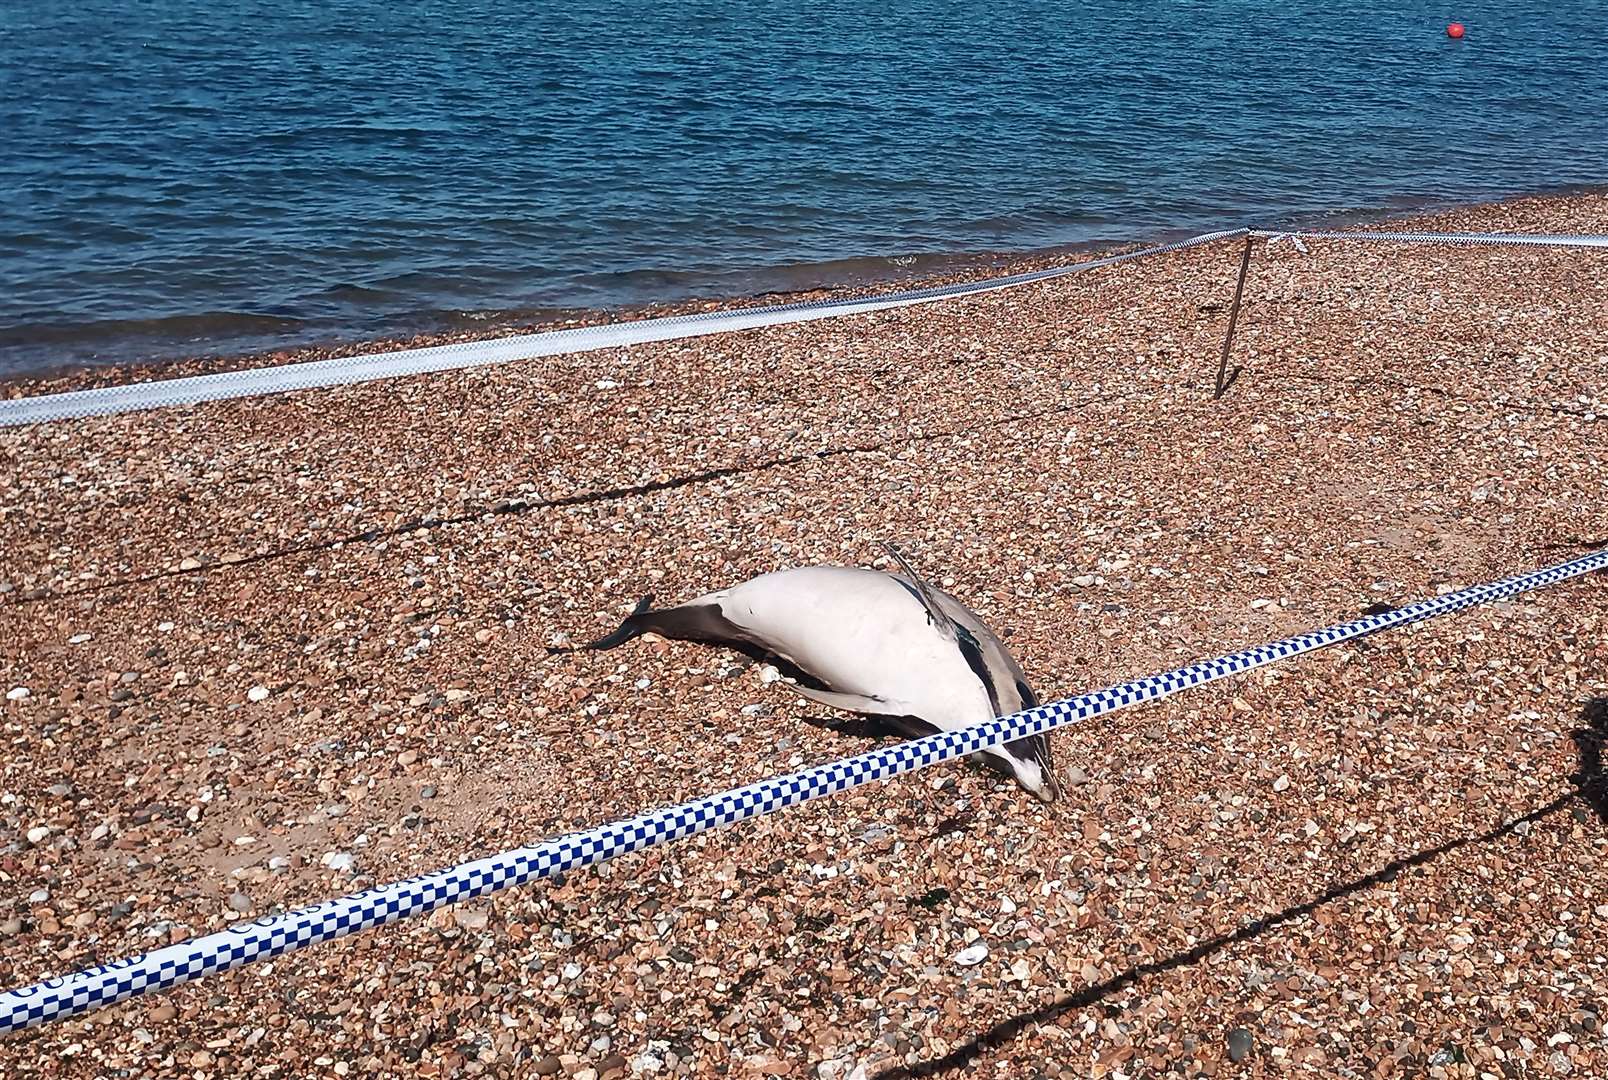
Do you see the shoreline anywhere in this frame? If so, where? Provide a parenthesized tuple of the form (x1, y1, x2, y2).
(6, 183, 1605, 400)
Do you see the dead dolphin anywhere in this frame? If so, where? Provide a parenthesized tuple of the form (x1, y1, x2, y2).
(551, 548, 1060, 802)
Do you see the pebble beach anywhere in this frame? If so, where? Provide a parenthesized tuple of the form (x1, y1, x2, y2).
(1, 191, 1606, 1077)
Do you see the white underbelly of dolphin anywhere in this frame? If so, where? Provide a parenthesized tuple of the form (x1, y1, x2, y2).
(710, 568, 992, 722)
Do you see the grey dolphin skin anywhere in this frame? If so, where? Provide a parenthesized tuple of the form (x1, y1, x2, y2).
(551, 551, 1061, 803)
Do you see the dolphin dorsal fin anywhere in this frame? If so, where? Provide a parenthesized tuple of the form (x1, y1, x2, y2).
(879, 542, 960, 640)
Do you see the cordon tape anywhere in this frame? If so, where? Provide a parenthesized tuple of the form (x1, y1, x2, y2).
(0, 230, 1244, 427)
(1, 226, 1602, 429)
(3, 546, 1604, 1035)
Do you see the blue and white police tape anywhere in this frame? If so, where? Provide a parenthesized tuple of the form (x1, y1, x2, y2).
(3, 546, 1604, 1035)
(0, 229, 1245, 428)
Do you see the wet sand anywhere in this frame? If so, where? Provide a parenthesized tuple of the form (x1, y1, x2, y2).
(1, 191, 1606, 1077)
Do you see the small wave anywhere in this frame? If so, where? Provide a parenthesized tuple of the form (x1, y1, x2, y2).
(0, 310, 304, 348)
(311, 283, 408, 303)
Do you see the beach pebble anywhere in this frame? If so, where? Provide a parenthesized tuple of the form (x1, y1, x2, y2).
(228, 892, 252, 913)
(1227, 1027, 1254, 1062)
(247, 685, 271, 702)
(5, 687, 29, 701)
(25, 826, 51, 845)
(453, 907, 489, 931)
(321, 851, 355, 872)
(1273, 774, 1290, 792)
(953, 943, 989, 967)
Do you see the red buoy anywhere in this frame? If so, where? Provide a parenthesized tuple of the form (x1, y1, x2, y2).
(1447, 22, 1465, 39)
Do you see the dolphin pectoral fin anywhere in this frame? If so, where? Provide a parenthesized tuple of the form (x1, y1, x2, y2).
(877, 714, 940, 740)
(879, 542, 960, 640)
(788, 684, 890, 716)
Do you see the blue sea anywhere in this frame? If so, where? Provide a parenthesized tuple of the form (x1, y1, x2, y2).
(1, 1, 1605, 377)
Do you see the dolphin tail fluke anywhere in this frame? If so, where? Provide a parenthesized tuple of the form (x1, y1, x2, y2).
(547, 595, 655, 654)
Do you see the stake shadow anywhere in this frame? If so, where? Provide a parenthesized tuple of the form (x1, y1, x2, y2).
(879, 698, 1608, 1077)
